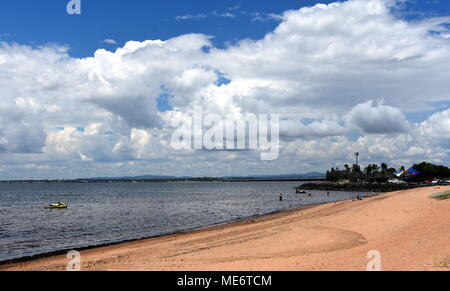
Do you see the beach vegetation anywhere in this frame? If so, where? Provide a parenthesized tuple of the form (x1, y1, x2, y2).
(437, 257, 450, 269)
(326, 163, 396, 183)
(430, 191, 450, 200)
(326, 161, 450, 183)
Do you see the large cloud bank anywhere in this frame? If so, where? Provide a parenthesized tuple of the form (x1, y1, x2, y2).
(1, 0, 450, 179)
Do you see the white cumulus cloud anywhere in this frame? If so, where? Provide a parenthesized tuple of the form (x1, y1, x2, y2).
(1, 0, 450, 179)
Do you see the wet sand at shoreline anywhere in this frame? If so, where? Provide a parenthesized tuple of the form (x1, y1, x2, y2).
(2, 186, 449, 271)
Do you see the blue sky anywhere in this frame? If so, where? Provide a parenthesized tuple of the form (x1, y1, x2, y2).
(1, 0, 449, 58)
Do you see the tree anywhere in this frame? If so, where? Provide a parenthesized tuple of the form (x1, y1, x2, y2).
(412, 162, 450, 179)
(326, 168, 340, 182)
(344, 164, 350, 172)
(350, 164, 363, 182)
(343, 164, 351, 180)
(372, 164, 381, 182)
(365, 164, 373, 175)
(372, 164, 380, 173)
(388, 168, 397, 173)
(352, 164, 361, 173)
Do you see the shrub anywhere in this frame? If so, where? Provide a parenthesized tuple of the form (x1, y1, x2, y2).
(430, 191, 450, 200)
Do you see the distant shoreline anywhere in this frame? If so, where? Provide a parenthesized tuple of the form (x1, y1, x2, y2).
(0, 178, 325, 184)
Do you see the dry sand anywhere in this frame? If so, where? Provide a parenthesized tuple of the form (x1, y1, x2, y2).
(2, 186, 449, 271)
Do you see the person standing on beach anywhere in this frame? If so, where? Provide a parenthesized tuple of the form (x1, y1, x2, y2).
(279, 193, 283, 201)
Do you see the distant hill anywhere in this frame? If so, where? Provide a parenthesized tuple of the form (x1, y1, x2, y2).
(221, 172, 325, 179)
(82, 175, 185, 180)
(82, 172, 325, 181)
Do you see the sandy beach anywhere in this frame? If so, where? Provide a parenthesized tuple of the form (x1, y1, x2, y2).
(2, 186, 449, 271)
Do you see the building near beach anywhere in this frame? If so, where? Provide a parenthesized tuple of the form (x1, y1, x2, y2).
(401, 168, 424, 181)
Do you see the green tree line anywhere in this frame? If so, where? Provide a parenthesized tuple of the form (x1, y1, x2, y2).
(326, 161, 450, 182)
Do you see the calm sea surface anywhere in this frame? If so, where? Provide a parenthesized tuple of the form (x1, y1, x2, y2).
(0, 181, 373, 262)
